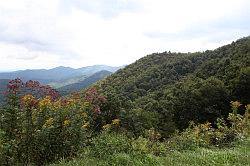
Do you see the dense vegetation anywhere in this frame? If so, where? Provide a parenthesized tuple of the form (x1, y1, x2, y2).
(0, 79, 9, 104)
(97, 36, 250, 136)
(0, 37, 249, 165)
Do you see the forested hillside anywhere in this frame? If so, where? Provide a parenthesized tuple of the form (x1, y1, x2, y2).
(58, 70, 112, 95)
(0, 79, 9, 104)
(98, 36, 250, 134)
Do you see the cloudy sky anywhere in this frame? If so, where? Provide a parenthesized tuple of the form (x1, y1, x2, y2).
(0, 0, 249, 71)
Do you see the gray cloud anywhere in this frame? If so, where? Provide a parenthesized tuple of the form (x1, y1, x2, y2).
(0, 31, 48, 49)
(0, 36, 79, 60)
(144, 11, 250, 43)
(0, 25, 80, 60)
(0, 0, 140, 60)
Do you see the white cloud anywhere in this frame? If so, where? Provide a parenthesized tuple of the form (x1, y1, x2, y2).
(0, 0, 249, 71)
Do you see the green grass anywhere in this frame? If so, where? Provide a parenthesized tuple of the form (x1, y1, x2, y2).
(161, 140, 250, 166)
(50, 139, 250, 166)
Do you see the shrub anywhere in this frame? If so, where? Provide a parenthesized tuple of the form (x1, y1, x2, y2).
(0, 80, 107, 165)
(0, 130, 18, 165)
(120, 108, 160, 136)
(166, 127, 199, 151)
(166, 101, 250, 150)
(89, 132, 132, 158)
(131, 136, 167, 156)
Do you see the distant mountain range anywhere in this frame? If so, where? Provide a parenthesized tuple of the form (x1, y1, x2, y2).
(0, 65, 122, 84)
(0, 65, 123, 101)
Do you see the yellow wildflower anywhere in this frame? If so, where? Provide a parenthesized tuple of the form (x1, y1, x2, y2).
(82, 122, 90, 129)
(194, 126, 200, 139)
(81, 112, 88, 118)
(21, 94, 37, 107)
(112, 119, 120, 126)
(84, 102, 90, 107)
(102, 124, 111, 130)
(63, 120, 70, 127)
(39, 96, 52, 108)
(201, 122, 211, 130)
(68, 99, 74, 105)
(231, 101, 242, 110)
(53, 100, 62, 110)
(245, 104, 250, 111)
(22, 94, 35, 102)
(43, 117, 54, 128)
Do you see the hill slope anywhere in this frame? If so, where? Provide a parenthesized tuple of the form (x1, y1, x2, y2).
(0, 79, 9, 104)
(100, 37, 250, 101)
(58, 70, 112, 94)
(97, 36, 250, 133)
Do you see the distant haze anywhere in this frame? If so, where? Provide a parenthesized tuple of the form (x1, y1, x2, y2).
(0, 65, 122, 84)
(0, 0, 249, 71)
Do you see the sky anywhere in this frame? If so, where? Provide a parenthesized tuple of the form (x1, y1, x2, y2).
(0, 0, 249, 71)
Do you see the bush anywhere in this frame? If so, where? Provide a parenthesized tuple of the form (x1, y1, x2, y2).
(166, 127, 199, 151)
(0, 80, 107, 165)
(131, 136, 167, 156)
(167, 77, 230, 130)
(89, 132, 132, 158)
(166, 101, 250, 151)
(0, 130, 18, 165)
(120, 108, 160, 136)
(0, 95, 90, 165)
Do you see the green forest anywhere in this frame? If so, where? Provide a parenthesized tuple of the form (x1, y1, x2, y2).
(0, 37, 249, 165)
